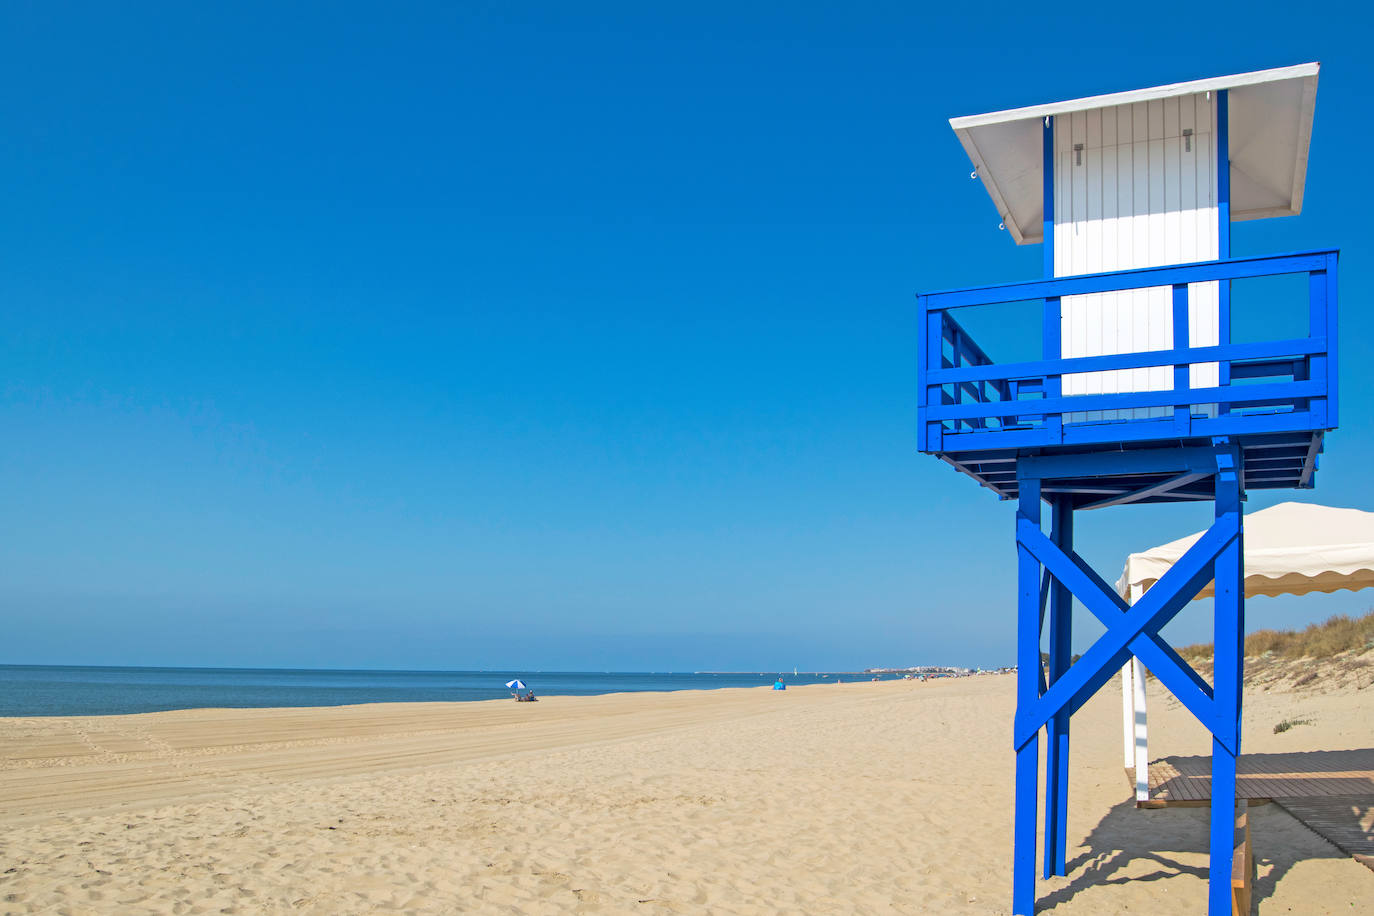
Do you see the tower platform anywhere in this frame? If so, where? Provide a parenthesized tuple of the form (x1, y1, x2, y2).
(918, 249, 1337, 503)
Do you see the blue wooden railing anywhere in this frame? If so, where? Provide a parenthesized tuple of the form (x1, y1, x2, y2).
(918, 250, 1339, 453)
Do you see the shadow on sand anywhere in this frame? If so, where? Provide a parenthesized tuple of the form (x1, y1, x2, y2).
(1035, 751, 1374, 912)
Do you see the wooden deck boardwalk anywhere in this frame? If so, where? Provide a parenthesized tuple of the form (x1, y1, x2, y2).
(1273, 796, 1374, 872)
(1140, 749, 1374, 807)
(1137, 749, 1374, 874)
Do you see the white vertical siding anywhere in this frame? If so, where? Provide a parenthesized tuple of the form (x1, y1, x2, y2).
(1055, 92, 1219, 422)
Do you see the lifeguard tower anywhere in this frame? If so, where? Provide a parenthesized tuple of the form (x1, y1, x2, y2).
(918, 64, 1334, 914)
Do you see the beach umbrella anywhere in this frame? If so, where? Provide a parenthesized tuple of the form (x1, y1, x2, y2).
(505, 679, 526, 691)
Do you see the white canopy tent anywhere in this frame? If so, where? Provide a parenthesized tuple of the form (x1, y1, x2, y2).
(1116, 501, 1374, 801)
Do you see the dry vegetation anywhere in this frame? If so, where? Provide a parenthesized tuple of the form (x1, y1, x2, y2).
(1173, 609, 1374, 694)
(1272, 717, 1313, 734)
(1178, 609, 1374, 661)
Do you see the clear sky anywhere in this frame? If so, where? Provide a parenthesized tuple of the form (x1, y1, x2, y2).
(3, 2, 1372, 672)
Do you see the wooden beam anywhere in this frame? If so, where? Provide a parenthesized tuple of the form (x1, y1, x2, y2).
(1078, 470, 1212, 511)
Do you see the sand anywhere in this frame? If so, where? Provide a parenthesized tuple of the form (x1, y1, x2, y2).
(1, 674, 1370, 914)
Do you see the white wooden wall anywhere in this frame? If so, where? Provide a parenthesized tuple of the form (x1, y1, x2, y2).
(1054, 93, 1220, 421)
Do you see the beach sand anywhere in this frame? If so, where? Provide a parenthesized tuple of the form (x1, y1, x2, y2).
(1, 674, 1370, 914)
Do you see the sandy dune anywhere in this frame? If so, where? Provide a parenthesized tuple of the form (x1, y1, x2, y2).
(1, 675, 1370, 914)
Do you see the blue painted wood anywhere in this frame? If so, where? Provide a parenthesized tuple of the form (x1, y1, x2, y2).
(916, 295, 928, 452)
(1013, 513, 1237, 749)
(917, 248, 1338, 452)
(925, 337, 1324, 385)
(1218, 90, 1231, 251)
(1218, 91, 1232, 403)
(932, 426, 1050, 452)
(925, 251, 1333, 309)
(917, 248, 1337, 465)
(1172, 284, 1190, 435)
(1043, 484, 1197, 497)
(1039, 568, 1051, 633)
(1209, 447, 1244, 915)
(1043, 497, 1072, 879)
(1309, 270, 1328, 430)
(1019, 447, 1221, 480)
(1014, 476, 1042, 915)
(1299, 432, 1323, 487)
(1190, 412, 1326, 439)
(1043, 115, 1054, 278)
(924, 307, 943, 452)
(1078, 470, 1211, 510)
(1044, 295, 1063, 444)
(929, 379, 1324, 423)
(1327, 255, 1339, 425)
(1042, 116, 1060, 448)
(929, 85, 1325, 916)
(1227, 357, 1308, 380)
(1015, 520, 1219, 738)
(1209, 736, 1237, 916)
(1004, 442, 1257, 913)
(933, 431, 1320, 502)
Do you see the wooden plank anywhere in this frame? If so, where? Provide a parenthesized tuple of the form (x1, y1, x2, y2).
(1274, 795, 1374, 861)
(1144, 751, 1374, 806)
(1232, 805, 1253, 916)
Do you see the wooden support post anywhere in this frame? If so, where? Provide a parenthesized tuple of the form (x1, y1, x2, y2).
(1210, 444, 1245, 916)
(1231, 803, 1253, 916)
(1041, 113, 1061, 445)
(1173, 283, 1191, 434)
(1043, 496, 1073, 877)
(1013, 475, 1042, 915)
(1008, 444, 1243, 914)
(1309, 269, 1327, 427)
(925, 309, 945, 452)
(1043, 296, 1062, 443)
(1217, 89, 1232, 412)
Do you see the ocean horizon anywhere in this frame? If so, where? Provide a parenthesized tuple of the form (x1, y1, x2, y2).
(0, 664, 898, 717)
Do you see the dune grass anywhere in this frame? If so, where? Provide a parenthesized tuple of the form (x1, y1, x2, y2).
(1177, 609, 1374, 661)
(1273, 717, 1313, 734)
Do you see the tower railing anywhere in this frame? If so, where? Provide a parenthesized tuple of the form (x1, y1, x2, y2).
(918, 250, 1339, 454)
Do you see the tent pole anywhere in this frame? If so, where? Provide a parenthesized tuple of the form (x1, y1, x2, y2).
(1132, 655, 1149, 802)
(1121, 661, 1134, 771)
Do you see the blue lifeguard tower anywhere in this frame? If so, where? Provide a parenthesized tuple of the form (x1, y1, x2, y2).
(918, 64, 1334, 914)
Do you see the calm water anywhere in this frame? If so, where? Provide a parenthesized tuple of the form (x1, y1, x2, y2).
(0, 665, 873, 717)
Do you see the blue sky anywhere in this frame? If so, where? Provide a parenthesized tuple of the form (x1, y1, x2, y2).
(3, 2, 1372, 671)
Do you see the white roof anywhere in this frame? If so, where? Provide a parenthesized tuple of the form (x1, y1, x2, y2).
(1116, 502, 1374, 601)
(951, 63, 1320, 245)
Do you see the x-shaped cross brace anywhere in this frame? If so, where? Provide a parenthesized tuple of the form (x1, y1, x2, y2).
(1013, 510, 1239, 755)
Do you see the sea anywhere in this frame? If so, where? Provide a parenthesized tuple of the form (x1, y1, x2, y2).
(0, 665, 876, 717)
